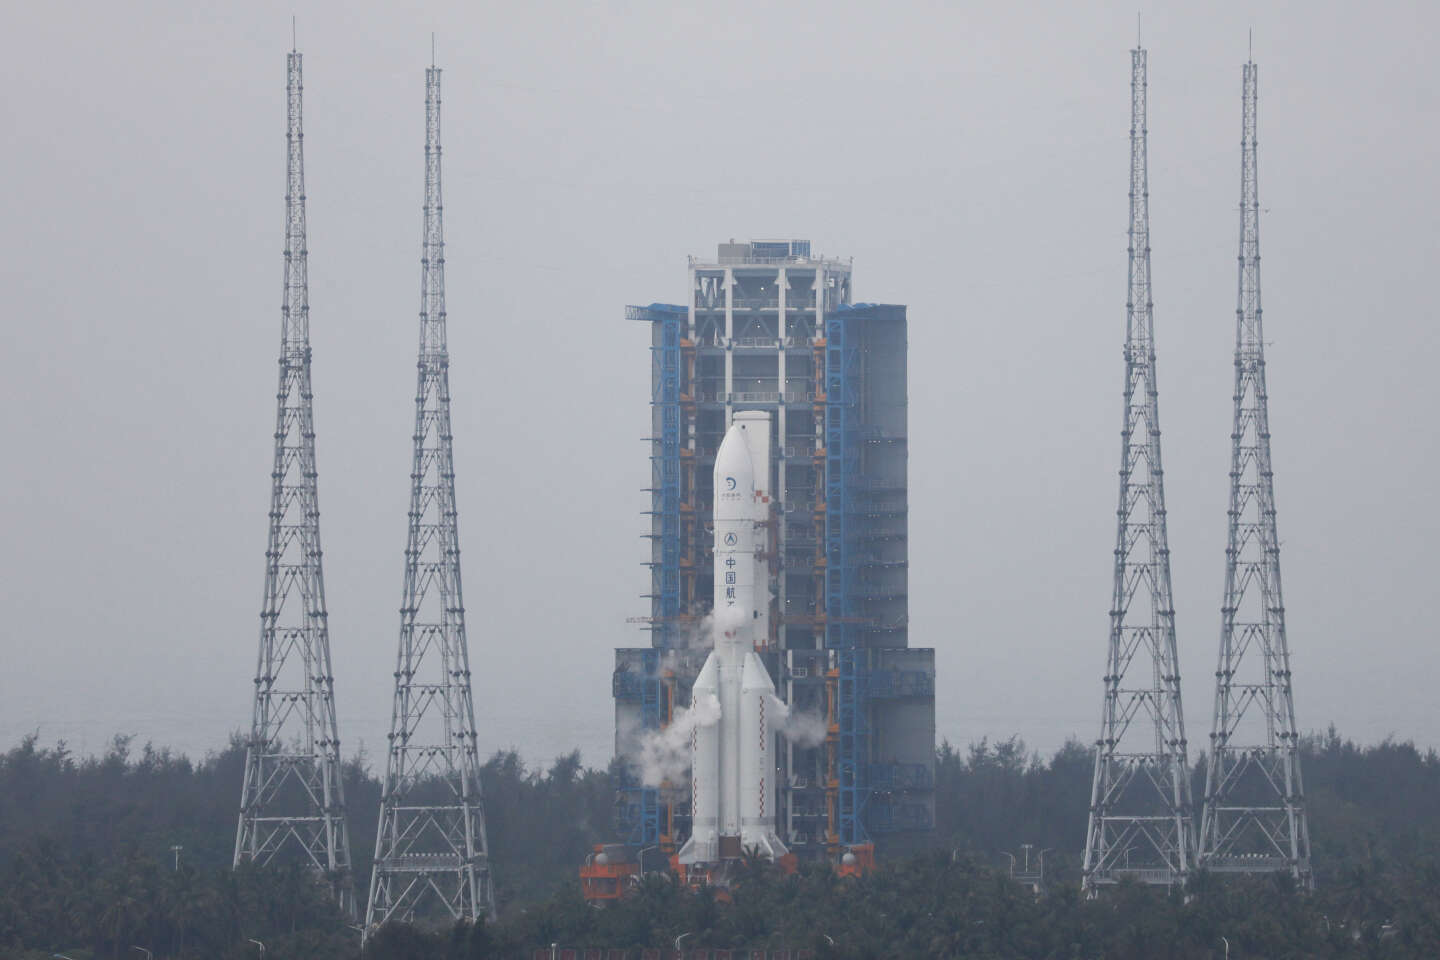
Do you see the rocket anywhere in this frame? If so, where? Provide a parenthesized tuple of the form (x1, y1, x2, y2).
(679, 413, 788, 865)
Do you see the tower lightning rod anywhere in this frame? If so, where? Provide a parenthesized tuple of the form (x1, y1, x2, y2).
(1197, 53, 1313, 889)
(234, 45, 356, 918)
(1080, 41, 1195, 895)
(365, 58, 497, 938)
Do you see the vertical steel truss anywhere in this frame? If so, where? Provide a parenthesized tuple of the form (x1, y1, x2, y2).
(616, 305, 684, 848)
(1082, 47, 1195, 893)
(235, 49, 355, 917)
(641, 313, 680, 846)
(366, 66, 496, 933)
(825, 309, 868, 847)
(1198, 61, 1312, 888)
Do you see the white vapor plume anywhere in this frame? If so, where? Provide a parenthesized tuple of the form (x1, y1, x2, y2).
(635, 691, 721, 787)
(769, 694, 828, 748)
(712, 603, 746, 639)
(676, 612, 716, 651)
(629, 610, 826, 786)
(628, 612, 720, 787)
(658, 613, 716, 676)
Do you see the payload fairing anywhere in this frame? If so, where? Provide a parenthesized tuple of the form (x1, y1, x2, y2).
(678, 413, 788, 865)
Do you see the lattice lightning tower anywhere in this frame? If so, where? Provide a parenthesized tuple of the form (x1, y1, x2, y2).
(235, 49, 356, 917)
(1081, 45, 1195, 893)
(366, 64, 496, 934)
(1198, 60, 1313, 887)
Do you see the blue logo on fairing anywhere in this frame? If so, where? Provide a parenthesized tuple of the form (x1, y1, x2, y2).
(725, 476, 737, 491)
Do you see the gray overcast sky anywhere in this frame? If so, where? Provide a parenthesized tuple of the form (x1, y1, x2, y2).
(1, 0, 1436, 770)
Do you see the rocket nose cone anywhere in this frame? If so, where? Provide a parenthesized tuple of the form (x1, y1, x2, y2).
(714, 424, 755, 493)
(693, 650, 720, 693)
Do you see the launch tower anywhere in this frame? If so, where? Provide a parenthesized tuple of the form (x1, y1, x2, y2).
(1197, 59, 1312, 887)
(366, 65, 496, 932)
(613, 241, 934, 873)
(1081, 46, 1195, 892)
(234, 48, 355, 916)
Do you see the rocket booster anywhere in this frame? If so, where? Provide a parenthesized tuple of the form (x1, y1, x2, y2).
(679, 414, 787, 865)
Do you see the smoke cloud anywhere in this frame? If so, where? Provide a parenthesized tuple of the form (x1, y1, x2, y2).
(712, 603, 747, 639)
(629, 612, 829, 786)
(673, 612, 716, 651)
(635, 691, 720, 787)
(769, 694, 828, 748)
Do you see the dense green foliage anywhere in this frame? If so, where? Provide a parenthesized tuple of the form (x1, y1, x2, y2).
(0, 728, 1437, 958)
(0, 735, 612, 909)
(935, 728, 1440, 890)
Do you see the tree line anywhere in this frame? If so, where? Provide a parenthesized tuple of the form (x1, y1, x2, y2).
(0, 728, 1437, 957)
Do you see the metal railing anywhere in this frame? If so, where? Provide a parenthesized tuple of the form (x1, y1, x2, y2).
(868, 763, 935, 791)
(867, 670, 935, 700)
(693, 296, 821, 309)
(693, 391, 818, 404)
(691, 252, 851, 267)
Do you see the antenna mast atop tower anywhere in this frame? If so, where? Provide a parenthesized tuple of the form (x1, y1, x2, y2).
(1081, 44, 1195, 893)
(1198, 58, 1313, 888)
(235, 48, 355, 916)
(365, 63, 497, 935)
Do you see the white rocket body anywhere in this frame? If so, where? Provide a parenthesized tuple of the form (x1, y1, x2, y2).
(678, 416, 787, 865)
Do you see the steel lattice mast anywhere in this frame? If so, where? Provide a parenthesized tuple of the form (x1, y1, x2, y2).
(235, 48, 356, 917)
(1198, 60, 1312, 888)
(1081, 45, 1195, 893)
(366, 64, 496, 935)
